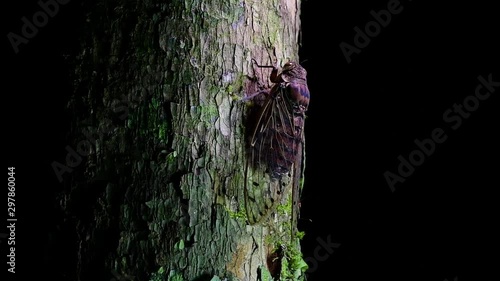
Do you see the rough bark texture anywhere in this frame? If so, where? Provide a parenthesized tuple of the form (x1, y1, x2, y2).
(58, 0, 306, 280)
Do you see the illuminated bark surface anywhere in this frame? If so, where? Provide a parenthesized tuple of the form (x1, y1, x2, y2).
(59, 0, 307, 280)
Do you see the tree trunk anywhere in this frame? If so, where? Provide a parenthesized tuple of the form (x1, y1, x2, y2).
(57, 0, 306, 280)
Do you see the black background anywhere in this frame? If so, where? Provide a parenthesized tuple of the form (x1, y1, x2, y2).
(3, 1, 499, 280)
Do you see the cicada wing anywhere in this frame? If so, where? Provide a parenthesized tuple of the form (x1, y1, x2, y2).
(244, 88, 297, 224)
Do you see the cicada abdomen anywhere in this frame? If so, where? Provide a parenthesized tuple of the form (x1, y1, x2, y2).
(244, 60, 310, 227)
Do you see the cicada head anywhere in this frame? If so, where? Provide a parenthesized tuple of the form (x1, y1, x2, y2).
(280, 62, 307, 84)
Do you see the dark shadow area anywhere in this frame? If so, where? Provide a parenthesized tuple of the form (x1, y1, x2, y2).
(298, 1, 499, 281)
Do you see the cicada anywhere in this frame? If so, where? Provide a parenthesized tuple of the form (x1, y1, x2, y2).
(243, 59, 310, 231)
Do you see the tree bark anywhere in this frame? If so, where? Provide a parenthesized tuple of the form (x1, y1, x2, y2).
(58, 0, 306, 280)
